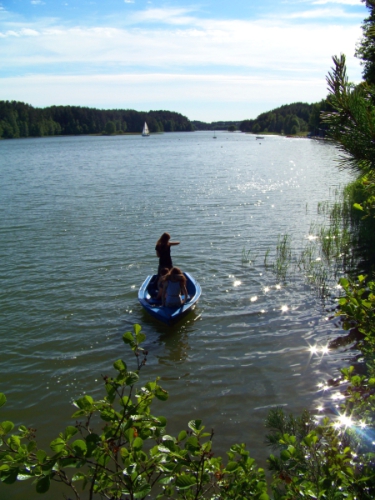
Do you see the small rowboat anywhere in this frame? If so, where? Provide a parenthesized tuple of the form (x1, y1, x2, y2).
(138, 272, 201, 326)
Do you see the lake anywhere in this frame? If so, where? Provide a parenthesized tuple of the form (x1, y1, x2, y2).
(0, 132, 355, 498)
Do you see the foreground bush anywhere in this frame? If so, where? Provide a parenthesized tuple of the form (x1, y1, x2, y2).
(0, 325, 269, 500)
(1, 314, 375, 499)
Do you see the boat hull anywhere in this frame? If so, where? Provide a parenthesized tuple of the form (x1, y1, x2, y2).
(138, 272, 201, 326)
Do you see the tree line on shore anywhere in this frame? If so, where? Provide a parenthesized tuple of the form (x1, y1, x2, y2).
(0, 99, 332, 139)
(0, 102, 193, 139)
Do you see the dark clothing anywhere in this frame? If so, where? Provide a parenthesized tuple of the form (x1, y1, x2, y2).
(155, 243, 173, 275)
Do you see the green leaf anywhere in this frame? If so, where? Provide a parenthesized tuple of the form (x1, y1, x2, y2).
(175, 474, 197, 489)
(125, 372, 139, 385)
(259, 493, 270, 500)
(72, 439, 87, 456)
(37, 450, 47, 463)
(1, 467, 18, 484)
(74, 395, 94, 411)
(50, 437, 66, 453)
(178, 430, 187, 442)
(353, 203, 364, 211)
(155, 416, 167, 427)
(188, 419, 202, 432)
(133, 437, 143, 450)
(8, 435, 20, 448)
(201, 440, 212, 452)
(185, 436, 199, 452)
(158, 445, 171, 453)
(155, 387, 169, 401)
(0, 393, 6, 408)
(36, 475, 51, 493)
(159, 476, 173, 485)
(105, 384, 116, 403)
(136, 332, 146, 344)
(123, 331, 135, 345)
(133, 324, 142, 336)
(120, 396, 132, 407)
(72, 472, 86, 482)
(340, 278, 349, 288)
(64, 426, 78, 440)
(86, 433, 100, 456)
(27, 440, 37, 453)
(114, 359, 127, 372)
(225, 461, 240, 472)
(134, 483, 151, 499)
(0, 421, 14, 435)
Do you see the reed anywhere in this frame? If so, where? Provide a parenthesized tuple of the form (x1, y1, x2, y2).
(264, 248, 270, 268)
(242, 246, 256, 265)
(273, 234, 292, 282)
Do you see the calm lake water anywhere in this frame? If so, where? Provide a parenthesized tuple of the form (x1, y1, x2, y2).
(1, 132, 355, 498)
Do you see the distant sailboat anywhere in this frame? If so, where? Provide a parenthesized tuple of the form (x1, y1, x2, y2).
(213, 130, 217, 139)
(142, 122, 150, 136)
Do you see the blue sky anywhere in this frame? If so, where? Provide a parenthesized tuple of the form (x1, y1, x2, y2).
(0, 0, 368, 121)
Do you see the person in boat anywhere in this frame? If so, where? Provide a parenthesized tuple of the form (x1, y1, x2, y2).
(155, 232, 180, 276)
(156, 267, 169, 300)
(162, 267, 188, 307)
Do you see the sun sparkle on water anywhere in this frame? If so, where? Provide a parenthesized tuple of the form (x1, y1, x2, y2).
(334, 414, 354, 429)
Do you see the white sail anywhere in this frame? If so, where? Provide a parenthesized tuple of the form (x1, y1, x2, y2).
(142, 122, 150, 136)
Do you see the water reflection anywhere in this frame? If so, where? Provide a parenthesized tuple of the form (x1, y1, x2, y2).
(140, 309, 201, 368)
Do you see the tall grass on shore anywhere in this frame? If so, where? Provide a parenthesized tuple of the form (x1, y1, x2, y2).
(263, 187, 360, 298)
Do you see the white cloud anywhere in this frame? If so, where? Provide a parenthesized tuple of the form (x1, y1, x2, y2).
(124, 0, 134, 3)
(0, 6, 365, 119)
(0, 72, 332, 120)
(31, 0, 45, 5)
(284, 7, 363, 18)
(129, 7, 196, 25)
(20, 28, 39, 36)
(0, 18, 362, 77)
(312, 0, 361, 5)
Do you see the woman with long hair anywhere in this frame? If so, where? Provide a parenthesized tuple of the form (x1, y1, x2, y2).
(162, 267, 188, 307)
(155, 232, 180, 275)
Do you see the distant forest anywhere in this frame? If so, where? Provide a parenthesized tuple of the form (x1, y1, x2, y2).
(238, 101, 329, 136)
(0, 99, 329, 140)
(192, 120, 240, 131)
(0, 101, 193, 139)
(194, 101, 328, 135)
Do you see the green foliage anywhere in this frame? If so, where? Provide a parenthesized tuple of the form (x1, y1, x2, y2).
(0, 101, 193, 139)
(338, 275, 375, 339)
(266, 409, 375, 500)
(355, 0, 375, 85)
(104, 121, 116, 135)
(239, 102, 313, 134)
(0, 324, 268, 500)
(192, 120, 239, 131)
(322, 54, 375, 174)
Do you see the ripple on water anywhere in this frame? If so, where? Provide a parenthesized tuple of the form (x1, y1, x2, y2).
(0, 133, 356, 479)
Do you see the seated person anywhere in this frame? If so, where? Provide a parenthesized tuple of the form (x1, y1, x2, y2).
(162, 267, 188, 307)
(156, 268, 169, 300)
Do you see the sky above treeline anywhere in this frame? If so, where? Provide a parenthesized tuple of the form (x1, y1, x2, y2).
(0, 0, 368, 121)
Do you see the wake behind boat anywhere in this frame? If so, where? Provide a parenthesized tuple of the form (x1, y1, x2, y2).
(138, 272, 201, 325)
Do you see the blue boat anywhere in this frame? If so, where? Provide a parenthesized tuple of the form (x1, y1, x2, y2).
(138, 272, 201, 325)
